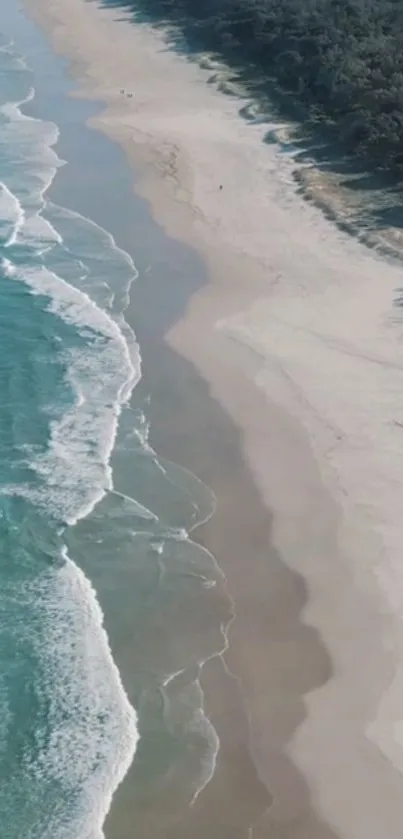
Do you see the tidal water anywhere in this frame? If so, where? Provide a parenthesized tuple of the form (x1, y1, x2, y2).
(0, 6, 231, 837)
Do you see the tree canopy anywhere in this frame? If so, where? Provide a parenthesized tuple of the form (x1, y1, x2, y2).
(103, 0, 403, 177)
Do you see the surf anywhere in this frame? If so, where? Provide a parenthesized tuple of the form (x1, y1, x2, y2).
(0, 36, 140, 838)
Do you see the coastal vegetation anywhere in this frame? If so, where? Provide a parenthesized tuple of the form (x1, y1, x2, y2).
(104, 0, 403, 180)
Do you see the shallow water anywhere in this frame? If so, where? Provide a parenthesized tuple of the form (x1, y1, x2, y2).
(0, 9, 231, 837)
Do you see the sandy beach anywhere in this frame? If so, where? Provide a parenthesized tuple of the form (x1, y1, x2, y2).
(23, 0, 403, 837)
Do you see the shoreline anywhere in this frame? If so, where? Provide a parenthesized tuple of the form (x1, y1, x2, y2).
(23, 1, 403, 838)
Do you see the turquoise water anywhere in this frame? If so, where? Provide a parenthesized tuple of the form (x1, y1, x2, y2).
(0, 13, 232, 838)
(0, 34, 141, 838)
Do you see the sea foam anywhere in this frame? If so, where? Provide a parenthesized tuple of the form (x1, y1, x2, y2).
(0, 37, 140, 839)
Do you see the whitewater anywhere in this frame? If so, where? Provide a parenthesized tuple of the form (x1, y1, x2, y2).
(0, 20, 237, 836)
(0, 38, 140, 838)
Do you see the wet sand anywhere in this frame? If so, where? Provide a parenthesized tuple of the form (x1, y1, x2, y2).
(24, 0, 403, 837)
(103, 233, 335, 838)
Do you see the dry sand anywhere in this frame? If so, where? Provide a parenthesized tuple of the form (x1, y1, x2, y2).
(24, 0, 403, 837)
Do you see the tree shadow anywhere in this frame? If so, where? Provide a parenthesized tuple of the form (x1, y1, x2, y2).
(88, 0, 403, 256)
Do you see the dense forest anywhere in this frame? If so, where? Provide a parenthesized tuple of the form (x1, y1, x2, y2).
(104, 0, 403, 178)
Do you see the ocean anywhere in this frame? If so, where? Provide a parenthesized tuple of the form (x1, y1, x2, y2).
(0, 5, 231, 837)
